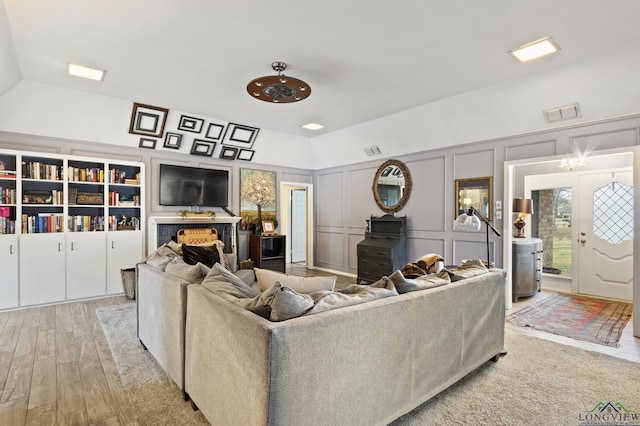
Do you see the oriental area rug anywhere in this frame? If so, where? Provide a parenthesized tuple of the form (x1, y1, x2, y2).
(507, 292, 632, 348)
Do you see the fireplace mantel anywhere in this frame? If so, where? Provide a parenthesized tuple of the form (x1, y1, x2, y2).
(148, 215, 241, 253)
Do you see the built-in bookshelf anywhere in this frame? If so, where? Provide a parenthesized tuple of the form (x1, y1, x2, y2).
(0, 148, 146, 309)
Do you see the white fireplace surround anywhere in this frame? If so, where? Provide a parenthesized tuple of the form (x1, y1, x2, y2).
(148, 216, 241, 253)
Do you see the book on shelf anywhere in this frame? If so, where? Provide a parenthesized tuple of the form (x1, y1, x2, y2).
(0, 170, 16, 178)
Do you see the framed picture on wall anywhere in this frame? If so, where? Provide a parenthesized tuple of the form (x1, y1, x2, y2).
(129, 103, 168, 137)
(455, 176, 493, 220)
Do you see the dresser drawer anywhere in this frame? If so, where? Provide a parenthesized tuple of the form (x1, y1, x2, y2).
(357, 246, 392, 259)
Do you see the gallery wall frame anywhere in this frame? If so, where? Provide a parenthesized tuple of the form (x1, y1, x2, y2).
(163, 132, 183, 149)
(178, 115, 205, 133)
(205, 122, 226, 140)
(129, 103, 168, 137)
(237, 149, 255, 161)
(455, 176, 493, 220)
(190, 139, 215, 156)
(220, 146, 238, 160)
(138, 137, 157, 149)
(222, 123, 260, 149)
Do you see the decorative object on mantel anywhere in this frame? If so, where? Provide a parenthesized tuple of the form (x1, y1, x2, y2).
(163, 133, 182, 149)
(177, 115, 205, 133)
(138, 138, 156, 149)
(246, 61, 311, 103)
(178, 209, 216, 219)
(190, 139, 215, 156)
(129, 102, 168, 138)
(240, 168, 276, 232)
(512, 198, 533, 238)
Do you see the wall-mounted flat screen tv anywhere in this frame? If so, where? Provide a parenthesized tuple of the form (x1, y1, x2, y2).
(159, 164, 229, 207)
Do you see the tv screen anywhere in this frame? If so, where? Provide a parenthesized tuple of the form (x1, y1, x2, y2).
(159, 164, 229, 207)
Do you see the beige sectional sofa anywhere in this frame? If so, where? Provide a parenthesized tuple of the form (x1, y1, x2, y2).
(136, 243, 506, 424)
(183, 269, 506, 425)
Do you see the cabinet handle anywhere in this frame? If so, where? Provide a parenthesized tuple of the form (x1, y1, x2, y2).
(112, 241, 115, 249)
(58, 243, 62, 252)
(71, 242, 75, 251)
(9, 244, 13, 255)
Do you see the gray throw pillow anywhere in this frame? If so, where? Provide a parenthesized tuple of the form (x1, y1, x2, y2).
(202, 263, 259, 298)
(304, 277, 398, 316)
(234, 283, 314, 321)
(165, 258, 210, 284)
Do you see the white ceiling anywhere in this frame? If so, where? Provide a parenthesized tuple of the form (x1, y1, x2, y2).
(4, 0, 640, 138)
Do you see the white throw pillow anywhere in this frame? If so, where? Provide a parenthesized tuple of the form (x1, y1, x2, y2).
(254, 268, 336, 294)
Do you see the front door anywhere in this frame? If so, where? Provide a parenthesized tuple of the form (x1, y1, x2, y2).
(577, 171, 634, 300)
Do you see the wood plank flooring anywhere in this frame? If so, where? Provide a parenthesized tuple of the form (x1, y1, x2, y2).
(0, 266, 637, 425)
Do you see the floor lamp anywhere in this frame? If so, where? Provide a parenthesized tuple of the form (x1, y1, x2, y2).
(454, 207, 501, 267)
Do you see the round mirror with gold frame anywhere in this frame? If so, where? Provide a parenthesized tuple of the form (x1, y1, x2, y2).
(372, 159, 412, 213)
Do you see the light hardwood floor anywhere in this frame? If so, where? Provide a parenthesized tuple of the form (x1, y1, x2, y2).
(0, 267, 637, 425)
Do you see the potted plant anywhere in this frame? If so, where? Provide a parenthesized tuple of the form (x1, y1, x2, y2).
(178, 209, 216, 219)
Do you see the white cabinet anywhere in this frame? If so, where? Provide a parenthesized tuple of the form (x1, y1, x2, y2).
(67, 232, 107, 299)
(0, 235, 19, 309)
(19, 233, 66, 306)
(107, 231, 143, 294)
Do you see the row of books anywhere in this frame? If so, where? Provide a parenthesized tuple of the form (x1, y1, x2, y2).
(68, 215, 105, 232)
(110, 169, 140, 185)
(22, 213, 64, 233)
(22, 161, 63, 181)
(108, 192, 141, 206)
(0, 187, 16, 204)
(68, 166, 104, 183)
(0, 170, 17, 179)
(0, 217, 15, 234)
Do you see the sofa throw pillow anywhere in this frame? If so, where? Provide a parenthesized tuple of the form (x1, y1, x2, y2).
(202, 263, 259, 299)
(303, 277, 398, 316)
(254, 268, 336, 294)
(388, 269, 450, 293)
(145, 243, 181, 271)
(445, 258, 489, 281)
(165, 258, 210, 284)
(182, 244, 221, 268)
(270, 284, 314, 321)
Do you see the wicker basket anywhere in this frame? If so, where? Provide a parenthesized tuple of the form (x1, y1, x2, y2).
(121, 268, 136, 300)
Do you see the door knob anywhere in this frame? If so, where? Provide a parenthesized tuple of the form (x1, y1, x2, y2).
(580, 239, 586, 244)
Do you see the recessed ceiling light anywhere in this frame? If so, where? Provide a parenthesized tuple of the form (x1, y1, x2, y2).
(67, 63, 106, 81)
(510, 37, 560, 63)
(302, 122, 325, 131)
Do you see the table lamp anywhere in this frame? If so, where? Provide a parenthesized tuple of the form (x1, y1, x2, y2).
(512, 198, 533, 238)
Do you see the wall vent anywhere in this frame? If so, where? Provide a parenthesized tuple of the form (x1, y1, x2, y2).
(543, 103, 581, 123)
(364, 145, 381, 156)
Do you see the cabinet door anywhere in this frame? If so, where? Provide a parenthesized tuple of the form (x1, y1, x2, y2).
(0, 235, 19, 309)
(107, 231, 143, 294)
(20, 233, 66, 306)
(67, 232, 106, 299)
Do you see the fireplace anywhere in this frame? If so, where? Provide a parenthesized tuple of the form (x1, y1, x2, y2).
(148, 216, 241, 254)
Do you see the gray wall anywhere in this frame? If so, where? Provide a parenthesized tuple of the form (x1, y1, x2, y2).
(314, 114, 640, 275)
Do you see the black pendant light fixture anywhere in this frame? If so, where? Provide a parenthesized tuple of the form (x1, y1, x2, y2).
(247, 61, 311, 103)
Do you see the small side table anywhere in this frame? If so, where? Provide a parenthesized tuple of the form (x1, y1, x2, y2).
(512, 238, 543, 302)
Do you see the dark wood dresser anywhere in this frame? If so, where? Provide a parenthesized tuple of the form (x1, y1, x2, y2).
(250, 234, 286, 272)
(357, 215, 407, 284)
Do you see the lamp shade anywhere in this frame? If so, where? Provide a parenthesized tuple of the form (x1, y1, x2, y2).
(454, 211, 482, 232)
(512, 198, 533, 214)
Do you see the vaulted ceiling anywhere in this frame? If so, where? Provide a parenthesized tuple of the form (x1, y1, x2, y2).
(3, 0, 640, 138)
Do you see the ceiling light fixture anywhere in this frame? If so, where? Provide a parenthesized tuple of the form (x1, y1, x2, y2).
(67, 63, 106, 81)
(247, 61, 311, 103)
(302, 122, 324, 131)
(510, 37, 560, 63)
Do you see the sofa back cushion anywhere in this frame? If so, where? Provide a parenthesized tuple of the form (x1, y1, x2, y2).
(254, 268, 336, 294)
(165, 258, 211, 284)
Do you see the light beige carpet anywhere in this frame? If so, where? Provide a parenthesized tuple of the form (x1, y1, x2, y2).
(98, 302, 640, 426)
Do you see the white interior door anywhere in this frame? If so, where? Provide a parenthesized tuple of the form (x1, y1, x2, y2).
(578, 171, 633, 300)
(290, 189, 306, 263)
